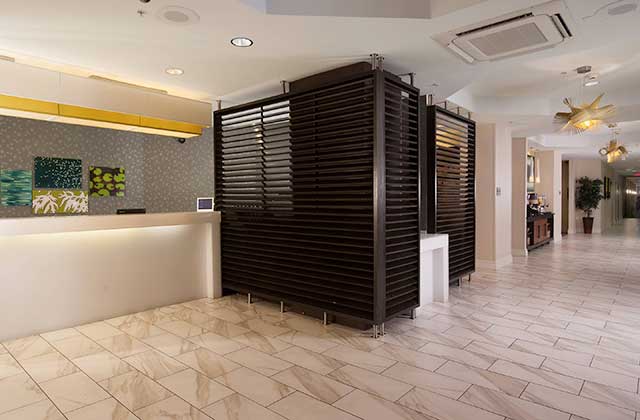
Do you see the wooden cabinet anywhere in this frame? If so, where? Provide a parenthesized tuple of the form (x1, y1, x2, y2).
(527, 213, 553, 251)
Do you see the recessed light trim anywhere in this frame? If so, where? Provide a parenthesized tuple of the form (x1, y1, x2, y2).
(231, 37, 254, 48)
(165, 67, 184, 76)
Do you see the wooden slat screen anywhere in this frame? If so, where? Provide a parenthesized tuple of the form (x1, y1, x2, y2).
(424, 105, 476, 282)
(215, 69, 420, 324)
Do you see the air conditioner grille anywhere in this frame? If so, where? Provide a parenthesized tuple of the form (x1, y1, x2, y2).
(467, 22, 548, 56)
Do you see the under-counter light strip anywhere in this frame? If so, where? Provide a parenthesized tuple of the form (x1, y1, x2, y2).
(0, 94, 204, 138)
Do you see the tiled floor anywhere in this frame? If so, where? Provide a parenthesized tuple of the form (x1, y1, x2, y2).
(2, 221, 640, 420)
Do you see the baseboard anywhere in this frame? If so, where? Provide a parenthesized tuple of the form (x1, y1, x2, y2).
(512, 249, 528, 257)
(476, 255, 513, 269)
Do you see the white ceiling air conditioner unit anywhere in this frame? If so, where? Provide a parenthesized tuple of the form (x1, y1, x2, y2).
(434, 0, 575, 64)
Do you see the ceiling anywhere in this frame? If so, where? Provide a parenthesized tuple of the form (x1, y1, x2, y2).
(1, 0, 640, 173)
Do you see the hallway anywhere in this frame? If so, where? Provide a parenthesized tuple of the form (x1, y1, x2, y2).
(1, 223, 640, 420)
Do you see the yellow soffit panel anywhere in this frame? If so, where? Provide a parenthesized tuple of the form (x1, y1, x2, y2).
(0, 94, 205, 138)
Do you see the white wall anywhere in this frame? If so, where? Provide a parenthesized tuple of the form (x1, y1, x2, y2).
(511, 138, 528, 256)
(476, 122, 512, 267)
(0, 216, 219, 341)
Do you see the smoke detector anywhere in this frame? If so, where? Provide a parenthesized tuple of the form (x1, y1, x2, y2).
(157, 6, 200, 25)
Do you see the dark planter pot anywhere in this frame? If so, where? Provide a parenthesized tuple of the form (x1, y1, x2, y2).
(583, 217, 594, 234)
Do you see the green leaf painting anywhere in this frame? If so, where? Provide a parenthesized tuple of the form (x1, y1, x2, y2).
(32, 190, 88, 215)
(89, 166, 125, 197)
(34, 157, 82, 189)
(0, 170, 33, 207)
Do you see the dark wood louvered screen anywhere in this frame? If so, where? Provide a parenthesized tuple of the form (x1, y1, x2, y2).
(423, 103, 476, 283)
(215, 68, 419, 326)
(383, 78, 420, 318)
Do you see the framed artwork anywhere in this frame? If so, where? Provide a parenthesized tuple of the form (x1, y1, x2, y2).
(89, 166, 125, 197)
(604, 177, 612, 199)
(0, 169, 33, 206)
(34, 157, 82, 189)
(527, 155, 536, 193)
(32, 190, 88, 215)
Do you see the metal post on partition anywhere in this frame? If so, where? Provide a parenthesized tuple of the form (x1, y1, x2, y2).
(370, 54, 379, 70)
(427, 94, 434, 106)
(216, 100, 222, 111)
(280, 80, 288, 94)
(247, 293, 252, 305)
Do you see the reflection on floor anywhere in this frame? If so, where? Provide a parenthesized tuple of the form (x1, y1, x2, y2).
(1, 224, 640, 420)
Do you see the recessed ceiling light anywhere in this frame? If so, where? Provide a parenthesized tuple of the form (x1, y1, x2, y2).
(165, 67, 184, 76)
(231, 37, 253, 47)
(157, 6, 200, 25)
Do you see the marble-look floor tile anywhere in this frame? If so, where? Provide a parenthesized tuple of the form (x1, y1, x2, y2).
(322, 328, 385, 352)
(171, 308, 214, 327)
(460, 384, 570, 420)
(40, 328, 81, 343)
(98, 335, 150, 359)
(3, 336, 56, 361)
(436, 361, 527, 397)
(135, 396, 211, 420)
(202, 393, 286, 420)
(51, 335, 103, 360)
(76, 322, 123, 341)
(65, 398, 138, 420)
(269, 392, 359, 420)
(329, 364, 412, 402)
(554, 338, 640, 365)
(510, 340, 593, 366)
(142, 333, 199, 357)
(39, 371, 108, 413)
(398, 387, 503, 420)
(124, 350, 186, 379)
(522, 383, 635, 420)
(371, 343, 447, 372)
(232, 332, 291, 354)
(238, 318, 290, 338)
(208, 308, 256, 325)
(187, 333, 244, 355)
(214, 367, 294, 406)
(0, 354, 23, 380)
(277, 315, 329, 337)
(276, 331, 338, 353)
(21, 351, 78, 383)
(590, 356, 640, 379)
(176, 348, 241, 379)
(489, 360, 583, 395)
(158, 369, 234, 408)
(158, 320, 204, 338)
(272, 366, 353, 404)
(467, 341, 545, 368)
(225, 347, 292, 377)
(324, 345, 396, 373)
(527, 324, 599, 344)
(0, 399, 65, 420)
(579, 381, 640, 412)
(383, 362, 470, 399)
(418, 342, 496, 370)
(116, 319, 165, 339)
(334, 389, 434, 420)
(0, 374, 46, 415)
(100, 371, 172, 412)
(134, 308, 174, 325)
(273, 346, 344, 375)
(199, 318, 250, 338)
(72, 351, 132, 382)
(542, 358, 637, 392)
(404, 327, 473, 348)
(487, 325, 557, 346)
(379, 332, 428, 350)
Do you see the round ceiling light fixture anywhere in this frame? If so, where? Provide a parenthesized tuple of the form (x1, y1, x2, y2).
(165, 67, 184, 76)
(157, 6, 200, 25)
(231, 37, 254, 47)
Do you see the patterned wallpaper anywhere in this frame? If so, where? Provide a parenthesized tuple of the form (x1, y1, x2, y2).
(0, 115, 214, 218)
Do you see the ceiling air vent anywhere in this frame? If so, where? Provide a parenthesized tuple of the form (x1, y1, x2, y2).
(434, 0, 575, 63)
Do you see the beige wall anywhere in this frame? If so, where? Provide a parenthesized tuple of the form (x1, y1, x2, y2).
(570, 159, 604, 233)
(511, 138, 528, 256)
(476, 123, 512, 267)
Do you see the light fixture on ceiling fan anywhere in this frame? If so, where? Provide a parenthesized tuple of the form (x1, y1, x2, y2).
(554, 66, 615, 134)
(599, 123, 629, 163)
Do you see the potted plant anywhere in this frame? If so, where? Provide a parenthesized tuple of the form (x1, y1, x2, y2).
(575, 176, 604, 234)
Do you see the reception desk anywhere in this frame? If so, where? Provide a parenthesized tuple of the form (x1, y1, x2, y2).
(0, 212, 221, 341)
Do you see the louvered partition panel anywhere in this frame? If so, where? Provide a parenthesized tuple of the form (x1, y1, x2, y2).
(215, 73, 377, 322)
(382, 76, 420, 318)
(424, 105, 476, 283)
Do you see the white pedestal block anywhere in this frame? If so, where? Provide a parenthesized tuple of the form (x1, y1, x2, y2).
(417, 233, 449, 314)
